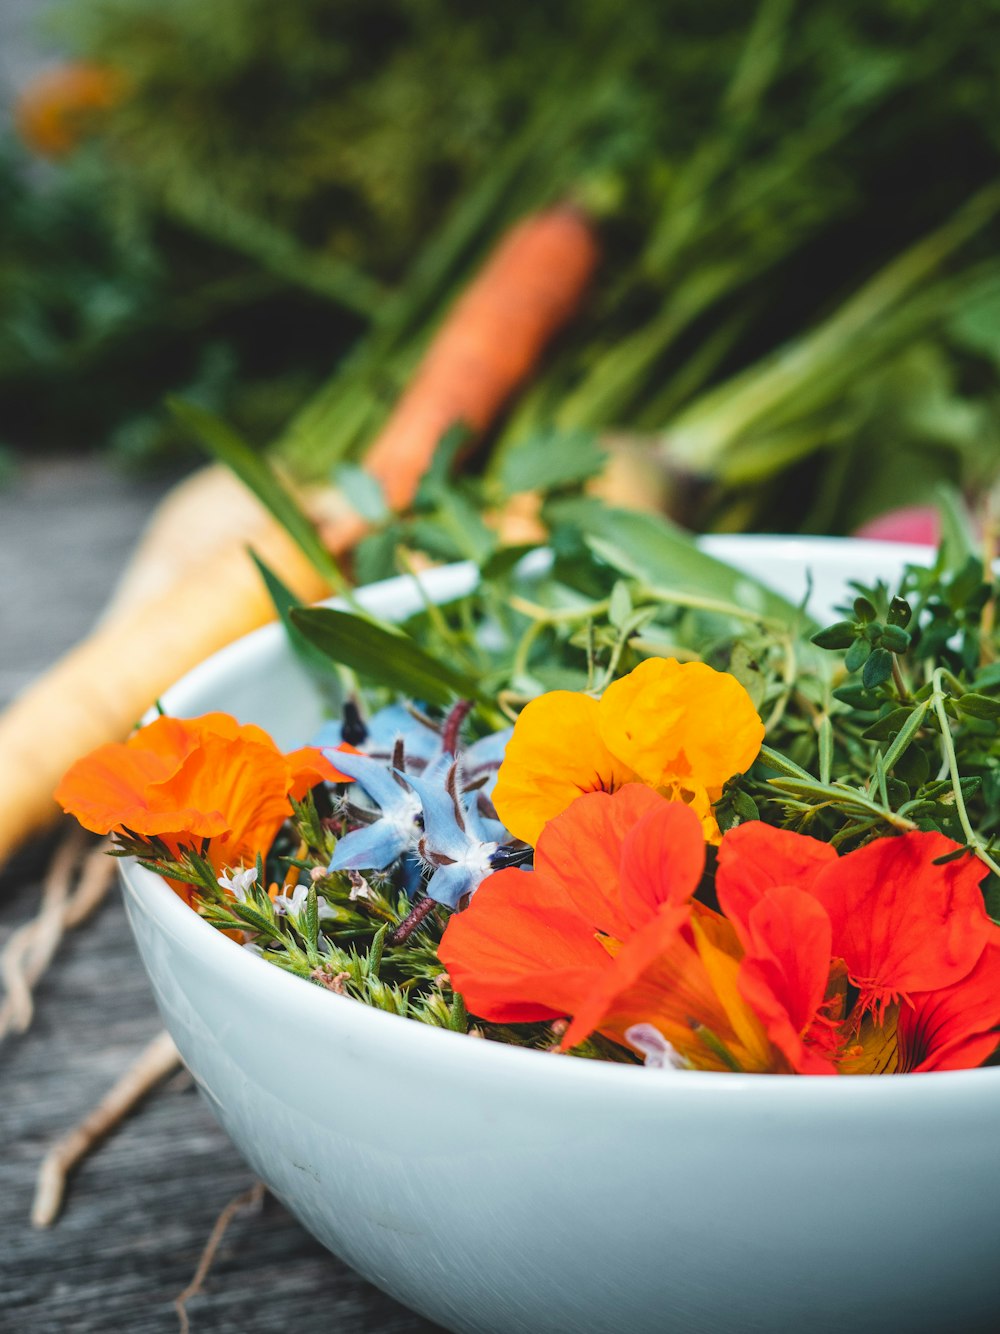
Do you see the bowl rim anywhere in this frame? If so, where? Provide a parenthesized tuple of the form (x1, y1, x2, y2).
(122, 532, 1000, 1098)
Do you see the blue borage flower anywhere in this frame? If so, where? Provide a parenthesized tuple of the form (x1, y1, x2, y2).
(325, 747, 424, 872)
(312, 702, 441, 766)
(323, 705, 525, 908)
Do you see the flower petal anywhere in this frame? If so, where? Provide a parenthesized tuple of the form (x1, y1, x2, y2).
(810, 832, 992, 1008)
(328, 818, 415, 873)
(533, 787, 677, 941)
(897, 939, 1000, 1072)
(617, 798, 706, 931)
(561, 905, 763, 1070)
(326, 747, 412, 812)
(598, 658, 764, 791)
(737, 885, 837, 1075)
(716, 822, 837, 947)
(439, 867, 612, 1022)
(492, 692, 637, 846)
(286, 745, 351, 794)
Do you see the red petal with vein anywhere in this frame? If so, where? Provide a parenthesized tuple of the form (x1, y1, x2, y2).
(738, 885, 836, 1075)
(716, 822, 837, 947)
(810, 832, 990, 1006)
(533, 786, 675, 941)
(897, 940, 1000, 1072)
(561, 904, 714, 1055)
(617, 799, 705, 931)
(438, 867, 611, 1023)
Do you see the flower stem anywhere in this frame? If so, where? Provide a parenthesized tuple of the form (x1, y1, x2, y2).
(930, 669, 1000, 882)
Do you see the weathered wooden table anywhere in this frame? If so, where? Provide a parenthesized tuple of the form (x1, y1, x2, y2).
(0, 459, 439, 1332)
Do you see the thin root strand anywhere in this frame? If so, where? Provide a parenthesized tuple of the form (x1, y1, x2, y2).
(175, 1181, 267, 1334)
(31, 1029, 180, 1228)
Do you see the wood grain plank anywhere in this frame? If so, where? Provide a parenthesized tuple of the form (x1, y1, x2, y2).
(0, 460, 439, 1331)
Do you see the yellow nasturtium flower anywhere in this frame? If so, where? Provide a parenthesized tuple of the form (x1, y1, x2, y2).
(492, 657, 765, 846)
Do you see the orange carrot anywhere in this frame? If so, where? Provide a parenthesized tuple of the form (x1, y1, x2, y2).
(0, 515, 338, 868)
(0, 205, 599, 869)
(363, 205, 600, 510)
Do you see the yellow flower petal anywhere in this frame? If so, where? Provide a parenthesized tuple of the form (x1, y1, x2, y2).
(690, 912, 774, 1071)
(598, 657, 764, 791)
(492, 692, 637, 846)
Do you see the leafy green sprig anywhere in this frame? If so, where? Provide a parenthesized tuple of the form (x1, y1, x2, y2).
(742, 553, 1000, 915)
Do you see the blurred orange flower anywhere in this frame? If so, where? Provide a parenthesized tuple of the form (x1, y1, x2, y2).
(492, 658, 764, 845)
(15, 62, 125, 158)
(56, 713, 339, 904)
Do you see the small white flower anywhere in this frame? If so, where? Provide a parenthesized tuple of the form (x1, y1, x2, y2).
(217, 866, 258, 903)
(274, 881, 337, 921)
(625, 1023, 687, 1071)
(274, 882, 309, 917)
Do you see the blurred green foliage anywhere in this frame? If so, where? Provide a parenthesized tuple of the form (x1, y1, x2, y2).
(2, 0, 1000, 530)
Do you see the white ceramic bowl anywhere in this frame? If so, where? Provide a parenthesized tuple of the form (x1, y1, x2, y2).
(120, 538, 1000, 1333)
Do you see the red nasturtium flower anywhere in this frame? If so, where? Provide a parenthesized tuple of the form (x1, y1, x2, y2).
(56, 713, 341, 905)
(439, 788, 1000, 1074)
(492, 658, 764, 847)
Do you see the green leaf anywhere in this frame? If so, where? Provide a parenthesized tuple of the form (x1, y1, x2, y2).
(845, 637, 872, 673)
(862, 647, 894, 689)
(935, 483, 980, 572)
(727, 641, 767, 711)
(730, 789, 760, 823)
(893, 745, 930, 787)
(880, 624, 911, 653)
(886, 596, 912, 629)
(291, 607, 483, 706)
(169, 397, 344, 586)
(811, 621, 856, 650)
(608, 580, 633, 630)
(448, 990, 468, 1033)
(479, 543, 540, 580)
(756, 745, 813, 780)
(945, 555, 985, 611)
(546, 499, 808, 627)
(817, 715, 833, 786)
(304, 883, 320, 957)
(862, 706, 911, 742)
(425, 487, 496, 564)
(955, 692, 1000, 720)
(368, 923, 388, 979)
(853, 595, 877, 624)
(232, 903, 282, 938)
(332, 464, 389, 523)
(497, 428, 607, 498)
(881, 700, 930, 771)
(414, 423, 471, 508)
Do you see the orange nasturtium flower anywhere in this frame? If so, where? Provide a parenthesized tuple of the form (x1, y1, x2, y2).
(491, 657, 764, 846)
(15, 62, 125, 158)
(56, 713, 341, 905)
(439, 788, 1000, 1074)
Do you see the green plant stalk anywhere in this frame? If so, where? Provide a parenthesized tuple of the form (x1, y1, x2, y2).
(710, 260, 1000, 485)
(658, 181, 1000, 473)
(273, 57, 619, 483)
(157, 171, 388, 316)
(644, 0, 795, 273)
(930, 669, 1000, 886)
